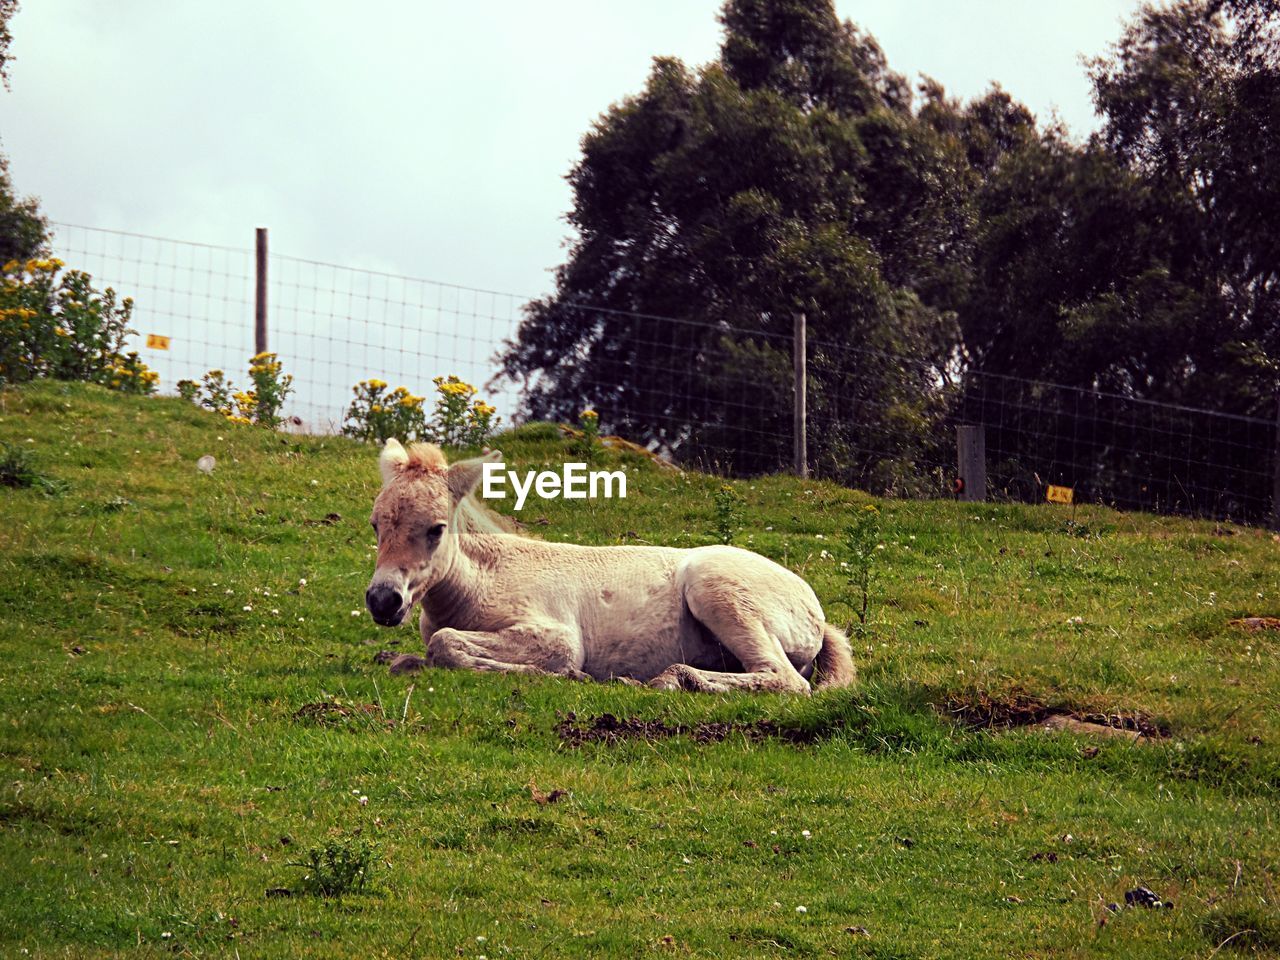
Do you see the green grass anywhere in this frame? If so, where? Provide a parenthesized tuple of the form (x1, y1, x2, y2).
(1, 379, 1277, 959)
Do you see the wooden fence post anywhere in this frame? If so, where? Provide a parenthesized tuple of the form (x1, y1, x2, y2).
(957, 424, 986, 502)
(793, 312, 808, 478)
(254, 227, 268, 356)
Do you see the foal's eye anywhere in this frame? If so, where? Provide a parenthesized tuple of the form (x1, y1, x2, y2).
(426, 523, 446, 541)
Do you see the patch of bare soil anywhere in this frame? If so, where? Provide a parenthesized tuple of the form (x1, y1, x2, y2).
(292, 701, 384, 726)
(1230, 616, 1280, 632)
(554, 711, 812, 747)
(941, 692, 1169, 739)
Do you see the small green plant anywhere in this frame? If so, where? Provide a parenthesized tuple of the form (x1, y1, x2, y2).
(342, 378, 427, 443)
(572, 408, 601, 462)
(175, 379, 200, 403)
(842, 503, 881, 635)
(712, 483, 743, 545)
(0, 441, 68, 496)
(289, 836, 378, 897)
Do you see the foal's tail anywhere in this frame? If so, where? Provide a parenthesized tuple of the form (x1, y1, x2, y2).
(814, 622, 856, 689)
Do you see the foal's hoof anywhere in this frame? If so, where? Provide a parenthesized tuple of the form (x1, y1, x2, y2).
(388, 653, 427, 676)
(648, 667, 687, 691)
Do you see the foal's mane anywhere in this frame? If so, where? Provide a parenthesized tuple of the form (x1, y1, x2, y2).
(403, 442, 523, 537)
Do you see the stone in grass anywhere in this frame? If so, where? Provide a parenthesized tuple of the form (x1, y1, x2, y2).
(196, 455, 216, 474)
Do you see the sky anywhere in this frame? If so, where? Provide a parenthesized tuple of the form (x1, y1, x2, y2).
(0, 0, 1146, 424)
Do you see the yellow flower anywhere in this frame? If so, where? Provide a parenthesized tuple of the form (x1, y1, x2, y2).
(54, 326, 69, 337)
(368, 378, 387, 390)
(1, 260, 17, 273)
(581, 409, 598, 420)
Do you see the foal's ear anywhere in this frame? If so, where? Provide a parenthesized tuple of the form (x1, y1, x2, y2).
(379, 437, 410, 485)
(446, 449, 502, 501)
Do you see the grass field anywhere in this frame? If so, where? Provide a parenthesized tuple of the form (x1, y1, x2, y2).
(1, 379, 1277, 959)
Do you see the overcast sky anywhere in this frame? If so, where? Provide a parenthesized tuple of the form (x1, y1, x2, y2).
(0, 1, 1146, 424)
(4, 0, 1143, 298)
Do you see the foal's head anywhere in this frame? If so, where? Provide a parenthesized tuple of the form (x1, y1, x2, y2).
(365, 438, 502, 627)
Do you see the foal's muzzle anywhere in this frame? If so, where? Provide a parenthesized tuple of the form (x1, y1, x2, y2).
(365, 583, 408, 627)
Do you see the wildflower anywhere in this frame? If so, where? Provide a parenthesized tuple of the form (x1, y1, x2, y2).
(243, 605, 253, 612)
(358, 795, 369, 806)
(299, 578, 307, 587)
(581, 409, 598, 420)
(795, 905, 807, 914)
(351, 609, 361, 617)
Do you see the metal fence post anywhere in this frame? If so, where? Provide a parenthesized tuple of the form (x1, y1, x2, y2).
(793, 312, 808, 478)
(957, 424, 986, 502)
(254, 227, 268, 356)
(1272, 394, 1280, 530)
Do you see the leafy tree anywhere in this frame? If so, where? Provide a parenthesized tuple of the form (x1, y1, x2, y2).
(1087, 0, 1280, 413)
(498, 0, 961, 489)
(0, 0, 18, 89)
(1, 2, 47, 264)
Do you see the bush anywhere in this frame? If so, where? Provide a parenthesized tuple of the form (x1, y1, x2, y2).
(179, 353, 294, 428)
(429, 375, 499, 447)
(342, 379, 427, 443)
(342, 374, 500, 447)
(0, 257, 157, 393)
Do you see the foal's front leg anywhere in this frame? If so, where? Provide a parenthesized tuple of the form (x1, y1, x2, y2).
(423, 622, 589, 680)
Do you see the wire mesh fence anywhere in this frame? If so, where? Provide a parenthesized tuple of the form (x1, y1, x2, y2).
(48, 221, 1280, 525)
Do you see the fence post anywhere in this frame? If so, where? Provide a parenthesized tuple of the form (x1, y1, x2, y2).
(956, 424, 986, 502)
(254, 227, 268, 356)
(1272, 394, 1280, 530)
(793, 312, 808, 478)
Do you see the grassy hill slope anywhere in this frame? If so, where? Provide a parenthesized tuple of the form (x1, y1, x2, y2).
(1, 380, 1277, 958)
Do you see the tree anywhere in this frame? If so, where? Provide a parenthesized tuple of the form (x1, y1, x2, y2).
(1087, 0, 1280, 413)
(1, 1, 47, 262)
(1, 0, 18, 89)
(498, 0, 962, 490)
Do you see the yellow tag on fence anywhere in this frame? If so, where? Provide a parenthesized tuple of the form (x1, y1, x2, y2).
(1046, 484, 1074, 504)
(145, 334, 171, 350)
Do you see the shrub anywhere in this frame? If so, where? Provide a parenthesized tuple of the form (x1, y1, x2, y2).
(342, 374, 500, 447)
(430, 375, 499, 447)
(0, 257, 157, 393)
(181, 355, 294, 428)
(342, 379, 427, 443)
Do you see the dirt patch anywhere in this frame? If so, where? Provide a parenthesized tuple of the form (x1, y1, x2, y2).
(554, 711, 811, 747)
(941, 692, 1168, 739)
(292, 701, 384, 726)
(1230, 616, 1280, 632)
